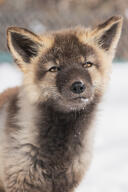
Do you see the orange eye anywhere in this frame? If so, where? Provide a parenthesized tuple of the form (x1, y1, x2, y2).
(49, 66, 60, 72)
(83, 61, 93, 68)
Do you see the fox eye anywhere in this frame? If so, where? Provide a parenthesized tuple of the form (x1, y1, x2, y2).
(48, 66, 60, 72)
(82, 61, 93, 68)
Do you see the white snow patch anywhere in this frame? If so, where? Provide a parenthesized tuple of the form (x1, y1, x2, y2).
(0, 63, 22, 93)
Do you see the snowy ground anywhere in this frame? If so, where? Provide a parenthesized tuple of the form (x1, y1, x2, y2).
(0, 62, 128, 192)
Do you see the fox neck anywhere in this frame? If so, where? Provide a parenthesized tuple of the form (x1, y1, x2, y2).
(15, 90, 98, 162)
(33, 100, 97, 160)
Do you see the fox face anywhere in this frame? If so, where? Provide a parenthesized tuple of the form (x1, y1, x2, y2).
(7, 16, 123, 111)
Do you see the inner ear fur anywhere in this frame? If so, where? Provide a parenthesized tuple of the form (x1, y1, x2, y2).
(7, 27, 42, 65)
(91, 16, 123, 53)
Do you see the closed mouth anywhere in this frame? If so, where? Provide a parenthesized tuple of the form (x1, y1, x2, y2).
(73, 96, 86, 100)
(72, 97, 89, 102)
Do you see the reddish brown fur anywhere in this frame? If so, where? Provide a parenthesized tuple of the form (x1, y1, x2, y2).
(0, 87, 19, 109)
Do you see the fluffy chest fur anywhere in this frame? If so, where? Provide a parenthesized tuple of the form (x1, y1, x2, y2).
(2, 92, 96, 192)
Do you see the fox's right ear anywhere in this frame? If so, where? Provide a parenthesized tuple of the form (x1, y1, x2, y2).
(7, 27, 42, 71)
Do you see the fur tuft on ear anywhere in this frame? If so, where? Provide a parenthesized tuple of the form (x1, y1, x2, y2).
(7, 27, 42, 68)
(92, 16, 123, 58)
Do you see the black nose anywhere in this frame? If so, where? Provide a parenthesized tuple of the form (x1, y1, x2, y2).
(70, 81, 86, 94)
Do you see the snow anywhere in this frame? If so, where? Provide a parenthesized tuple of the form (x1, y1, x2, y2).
(0, 62, 128, 191)
(0, 63, 22, 93)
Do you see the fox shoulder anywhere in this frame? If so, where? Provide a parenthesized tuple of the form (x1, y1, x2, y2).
(0, 87, 19, 109)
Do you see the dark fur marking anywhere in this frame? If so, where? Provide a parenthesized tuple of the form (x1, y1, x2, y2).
(10, 32, 39, 63)
(53, 34, 94, 61)
(6, 92, 20, 133)
(34, 100, 98, 191)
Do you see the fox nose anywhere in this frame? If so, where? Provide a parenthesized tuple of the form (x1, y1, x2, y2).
(70, 81, 86, 94)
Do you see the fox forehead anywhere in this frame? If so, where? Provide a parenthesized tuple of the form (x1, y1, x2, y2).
(38, 31, 96, 65)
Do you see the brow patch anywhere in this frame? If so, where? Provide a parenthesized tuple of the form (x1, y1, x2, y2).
(80, 56, 85, 63)
(55, 59, 60, 65)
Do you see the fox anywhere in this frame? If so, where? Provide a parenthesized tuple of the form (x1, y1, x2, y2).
(0, 16, 123, 192)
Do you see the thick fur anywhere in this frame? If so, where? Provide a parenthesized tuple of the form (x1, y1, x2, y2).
(0, 16, 123, 192)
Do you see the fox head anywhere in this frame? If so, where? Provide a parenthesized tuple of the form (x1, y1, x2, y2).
(7, 16, 123, 111)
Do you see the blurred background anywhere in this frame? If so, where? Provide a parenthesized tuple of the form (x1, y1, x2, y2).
(0, 0, 128, 60)
(0, 1, 128, 192)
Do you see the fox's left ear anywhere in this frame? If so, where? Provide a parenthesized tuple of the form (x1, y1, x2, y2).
(7, 27, 42, 71)
(91, 16, 123, 58)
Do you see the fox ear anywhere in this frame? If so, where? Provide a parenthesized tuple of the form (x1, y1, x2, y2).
(7, 27, 42, 70)
(92, 16, 123, 58)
